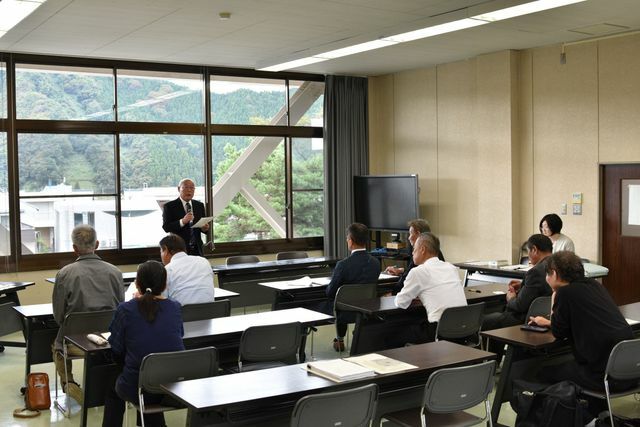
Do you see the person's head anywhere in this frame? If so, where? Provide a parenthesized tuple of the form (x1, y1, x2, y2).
(135, 260, 167, 322)
(407, 219, 431, 247)
(525, 234, 553, 265)
(545, 251, 584, 290)
(71, 224, 99, 255)
(178, 178, 196, 202)
(346, 223, 369, 250)
(159, 233, 187, 265)
(412, 232, 440, 265)
(539, 213, 563, 237)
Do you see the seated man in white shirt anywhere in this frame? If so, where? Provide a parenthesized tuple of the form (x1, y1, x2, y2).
(160, 233, 215, 305)
(394, 232, 467, 343)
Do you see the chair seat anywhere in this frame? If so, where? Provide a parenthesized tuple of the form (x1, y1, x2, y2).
(131, 402, 183, 414)
(384, 409, 484, 427)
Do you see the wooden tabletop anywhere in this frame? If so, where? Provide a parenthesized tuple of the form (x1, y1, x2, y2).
(480, 324, 560, 350)
(0, 281, 35, 293)
(182, 307, 333, 340)
(211, 257, 338, 274)
(13, 303, 55, 318)
(258, 273, 398, 291)
(162, 340, 495, 411)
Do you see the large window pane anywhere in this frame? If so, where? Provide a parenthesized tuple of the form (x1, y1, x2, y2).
(120, 134, 205, 248)
(290, 81, 324, 127)
(211, 76, 286, 125)
(117, 70, 204, 123)
(0, 62, 6, 118)
(212, 135, 285, 242)
(18, 134, 115, 195)
(0, 133, 9, 255)
(292, 137, 323, 238)
(19, 197, 117, 254)
(15, 64, 114, 120)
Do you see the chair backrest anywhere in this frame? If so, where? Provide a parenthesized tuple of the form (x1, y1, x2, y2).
(290, 383, 378, 427)
(436, 302, 485, 341)
(226, 255, 260, 265)
(423, 360, 495, 414)
(139, 346, 218, 395)
(181, 300, 230, 322)
(62, 309, 115, 337)
(334, 283, 378, 314)
(525, 296, 552, 321)
(0, 302, 23, 337)
(239, 321, 302, 365)
(276, 251, 309, 261)
(605, 338, 640, 381)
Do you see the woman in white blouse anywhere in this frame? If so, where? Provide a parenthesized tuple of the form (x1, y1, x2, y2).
(539, 213, 575, 253)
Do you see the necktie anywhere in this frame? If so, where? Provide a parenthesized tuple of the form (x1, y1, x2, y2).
(185, 202, 193, 226)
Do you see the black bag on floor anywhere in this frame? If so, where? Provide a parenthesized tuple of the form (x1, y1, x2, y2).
(511, 380, 588, 427)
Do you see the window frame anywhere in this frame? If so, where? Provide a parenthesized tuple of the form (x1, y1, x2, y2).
(0, 52, 324, 272)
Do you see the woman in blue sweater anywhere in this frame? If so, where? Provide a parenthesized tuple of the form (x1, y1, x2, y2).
(102, 260, 184, 427)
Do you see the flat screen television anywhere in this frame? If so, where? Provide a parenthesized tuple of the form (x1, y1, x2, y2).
(353, 175, 420, 232)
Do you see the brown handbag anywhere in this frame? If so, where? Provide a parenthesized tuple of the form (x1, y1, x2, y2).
(13, 372, 50, 418)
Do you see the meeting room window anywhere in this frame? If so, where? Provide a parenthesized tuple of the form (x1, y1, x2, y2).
(17, 133, 117, 254)
(119, 133, 205, 248)
(117, 70, 204, 123)
(2, 53, 324, 269)
(211, 135, 285, 242)
(210, 76, 288, 125)
(292, 137, 324, 238)
(15, 64, 114, 121)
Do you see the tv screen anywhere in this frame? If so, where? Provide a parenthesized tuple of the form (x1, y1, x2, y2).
(353, 175, 420, 232)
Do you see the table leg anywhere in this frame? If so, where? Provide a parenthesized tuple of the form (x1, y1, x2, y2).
(490, 344, 514, 427)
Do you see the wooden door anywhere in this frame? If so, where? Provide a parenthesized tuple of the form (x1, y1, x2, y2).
(601, 164, 640, 305)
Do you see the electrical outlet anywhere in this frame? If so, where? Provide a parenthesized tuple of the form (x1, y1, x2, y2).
(572, 204, 582, 215)
(561, 203, 567, 215)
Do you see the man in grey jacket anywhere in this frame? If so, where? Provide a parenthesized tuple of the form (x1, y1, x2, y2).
(51, 225, 123, 405)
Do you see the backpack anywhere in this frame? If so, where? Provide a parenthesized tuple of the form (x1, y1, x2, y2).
(13, 372, 51, 418)
(511, 380, 588, 427)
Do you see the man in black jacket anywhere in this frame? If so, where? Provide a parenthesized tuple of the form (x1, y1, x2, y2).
(162, 178, 209, 256)
(482, 234, 553, 358)
(325, 223, 380, 351)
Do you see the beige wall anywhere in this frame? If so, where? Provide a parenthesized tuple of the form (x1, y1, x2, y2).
(369, 32, 640, 264)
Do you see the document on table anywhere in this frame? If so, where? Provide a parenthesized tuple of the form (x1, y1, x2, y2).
(625, 318, 639, 326)
(305, 359, 376, 382)
(500, 264, 531, 271)
(283, 276, 330, 287)
(345, 353, 417, 375)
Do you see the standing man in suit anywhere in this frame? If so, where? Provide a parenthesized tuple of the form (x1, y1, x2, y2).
(325, 223, 380, 351)
(162, 178, 209, 256)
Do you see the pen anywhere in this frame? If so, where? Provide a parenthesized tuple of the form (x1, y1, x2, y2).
(467, 289, 482, 293)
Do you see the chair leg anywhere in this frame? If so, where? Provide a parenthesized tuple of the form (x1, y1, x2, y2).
(605, 380, 615, 427)
(310, 328, 315, 360)
(485, 399, 493, 427)
(139, 393, 146, 427)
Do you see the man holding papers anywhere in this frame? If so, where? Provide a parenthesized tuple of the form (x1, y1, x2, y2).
(395, 232, 466, 343)
(162, 178, 210, 256)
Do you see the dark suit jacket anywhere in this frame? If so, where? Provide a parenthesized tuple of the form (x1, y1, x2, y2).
(162, 197, 206, 256)
(325, 250, 381, 301)
(505, 256, 552, 321)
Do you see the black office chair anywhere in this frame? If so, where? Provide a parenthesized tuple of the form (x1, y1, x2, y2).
(436, 302, 485, 348)
(135, 347, 218, 427)
(0, 302, 25, 351)
(525, 296, 551, 322)
(55, 309, 115, 417)
(276, 251, 309, 261)
(181, 300, 230, 322)
(334, 283, 378, 354)
(381, 360, 496, 427)
(582, 338, 640, 427)
(290, 383, 378, 427)
(234, 321, 302, 372)
(226, 255, 260, 265)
